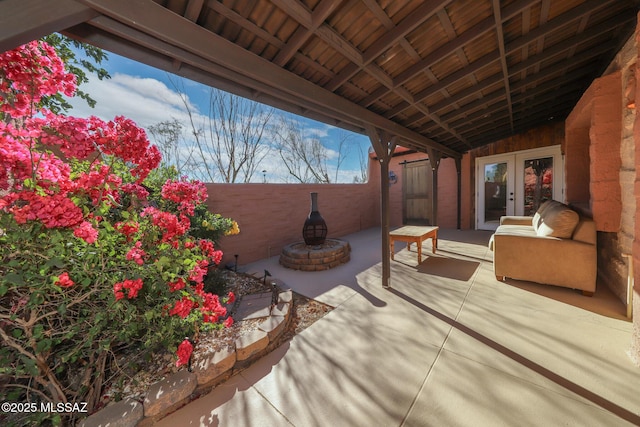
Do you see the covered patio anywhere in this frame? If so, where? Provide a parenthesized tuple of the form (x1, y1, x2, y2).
(3, 1, 640, 424)
(155, 227, 639, 426)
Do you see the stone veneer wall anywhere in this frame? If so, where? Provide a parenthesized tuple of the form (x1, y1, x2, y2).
(565, 30, 636, 306)
(632, 13, 640, 366)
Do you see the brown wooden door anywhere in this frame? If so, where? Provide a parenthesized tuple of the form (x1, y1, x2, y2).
(402, 161, 432, 225)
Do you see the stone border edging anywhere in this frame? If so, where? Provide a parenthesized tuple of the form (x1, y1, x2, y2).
(79, 286, 294, 427)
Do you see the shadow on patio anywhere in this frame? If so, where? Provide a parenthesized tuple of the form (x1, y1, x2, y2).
(157, 227, 640, 427)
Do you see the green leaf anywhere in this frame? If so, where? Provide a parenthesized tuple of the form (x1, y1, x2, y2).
(29, 291, 45, 306)
(3, 272, 25, 286)
(36, 338, 52, 353)
(33, 325, 44, 340)
(11, 328, 23, 339)
(0, 284, 8, 296)
(45, 257, 65, 269)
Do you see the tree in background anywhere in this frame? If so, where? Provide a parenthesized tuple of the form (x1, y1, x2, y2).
(163, 77, 274, 183)
(353, 145, 370, 183)
(149, 77, 369, 184)
(274, 115, 359, 183)
(148, 119, 196, 176)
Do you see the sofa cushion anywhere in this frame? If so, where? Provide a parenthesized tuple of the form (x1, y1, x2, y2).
(536, 201, 579, 238)
(489, 224, 538, 250)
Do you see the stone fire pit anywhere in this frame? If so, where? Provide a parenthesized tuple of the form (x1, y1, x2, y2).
(279, 239, 351, 271)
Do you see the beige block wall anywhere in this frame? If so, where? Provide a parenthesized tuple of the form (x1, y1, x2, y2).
(207, 150, 461, 266)
(206, 181, 378, 266)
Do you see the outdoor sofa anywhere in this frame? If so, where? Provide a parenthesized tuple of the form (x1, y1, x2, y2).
(489, 200, 597, 295)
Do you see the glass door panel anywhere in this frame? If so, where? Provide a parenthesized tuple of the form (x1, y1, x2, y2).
(523, 156, 553, 215)
(477, 156, 514, 230)
(484, 162, 508, 222)
(477, 146, 563, 230)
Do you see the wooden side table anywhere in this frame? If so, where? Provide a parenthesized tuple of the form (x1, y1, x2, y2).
(389, 226, 439, 264)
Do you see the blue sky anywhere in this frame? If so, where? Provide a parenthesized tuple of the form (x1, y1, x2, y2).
(66, 50, 372, 183)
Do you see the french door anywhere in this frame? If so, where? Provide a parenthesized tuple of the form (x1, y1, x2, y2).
(476, 146, 563, 230)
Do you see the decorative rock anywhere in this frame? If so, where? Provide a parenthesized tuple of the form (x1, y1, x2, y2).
(278, 289, 293, 304)
(79, 398, 143, 427)
(235, 329, 269, 361)
(259, 315, 286, 341)
(271, 302, 289, 318)
(143, 370, 196, 417)
(236, 292, 272, 320)
(192, 347, 236, 386)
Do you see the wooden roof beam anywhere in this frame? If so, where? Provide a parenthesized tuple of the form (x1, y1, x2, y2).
(392, 9, 636, 123)
(492, 0, 514, 133)
(273, 0, 343, 67)
(66, 22, 367, 136)
(0, 0, 98, 53)
(505, 0, 614, 52)
(78, 0, 459, 157)
(325, 0, 451, 92)
(391, 0, 624, 121)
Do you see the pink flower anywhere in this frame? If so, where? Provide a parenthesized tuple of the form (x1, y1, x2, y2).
(161, 178, 207, 215)
(125, 278, 143, 299)
(140, 207, 190, 242)
(169, 296, 195, 318)
(188, 259, 209, 283)
(168, 277, 186, 292)
(175, 339, 193, 368)
(115, 221, 140, 240)
(126, 241, 146, 265)
(113, 282, 125, 301)
(223, 316, 234, 328)
(200, 292, 227, 323)
(121, 183, 150, 201)
(227, 291, 236, 304)
(113, 278, 144, 300)
(73, 221, 98, 244)
(55, 272, 74, 288)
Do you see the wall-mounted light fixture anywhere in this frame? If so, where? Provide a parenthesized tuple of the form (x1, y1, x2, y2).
(389, 171, 398, 185)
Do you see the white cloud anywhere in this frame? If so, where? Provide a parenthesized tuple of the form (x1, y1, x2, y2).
(65, 73, 199, 129)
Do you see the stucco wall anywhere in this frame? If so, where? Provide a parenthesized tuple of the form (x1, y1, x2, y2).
(206, 177, 378, 266)
(208, 150, 460, 266)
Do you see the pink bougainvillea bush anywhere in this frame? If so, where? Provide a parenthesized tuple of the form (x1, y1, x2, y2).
(0, 40, 235, 425)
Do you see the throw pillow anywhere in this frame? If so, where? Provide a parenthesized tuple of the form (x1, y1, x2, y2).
(532, 200, 554, 233)
(536, 201, 579, 238)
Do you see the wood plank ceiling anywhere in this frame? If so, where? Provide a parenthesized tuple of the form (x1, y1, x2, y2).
(2, 0, 639, 157)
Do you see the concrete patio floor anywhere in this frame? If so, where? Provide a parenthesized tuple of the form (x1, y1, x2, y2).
(157, 228, 640, 427)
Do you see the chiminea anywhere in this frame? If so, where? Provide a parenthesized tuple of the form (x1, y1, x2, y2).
(302, 192, 328, 246)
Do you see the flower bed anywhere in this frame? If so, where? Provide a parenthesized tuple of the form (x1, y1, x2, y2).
(0, 40, 239, 426)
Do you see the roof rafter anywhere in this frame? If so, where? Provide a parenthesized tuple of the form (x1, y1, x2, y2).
(78, 0, 460, 157)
